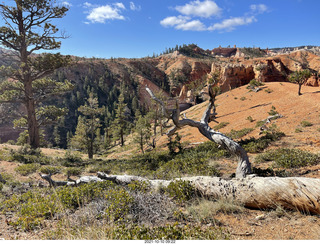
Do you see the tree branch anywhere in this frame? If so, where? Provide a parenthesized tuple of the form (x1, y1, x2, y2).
(146, 86, 252, 178)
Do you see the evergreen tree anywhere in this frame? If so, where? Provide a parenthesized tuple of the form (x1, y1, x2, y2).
(0, 0, 72, 148)
(133, 112, 151, 154)
(70, 93, 103, 159)
(112, 92, 128, 147)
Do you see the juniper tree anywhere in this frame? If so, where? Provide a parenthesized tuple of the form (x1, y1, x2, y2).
(289, 69, 312, 96)
(0, 0, 72, 148)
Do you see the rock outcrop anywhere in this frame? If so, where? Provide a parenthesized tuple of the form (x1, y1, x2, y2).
(210, 64, 255, 93)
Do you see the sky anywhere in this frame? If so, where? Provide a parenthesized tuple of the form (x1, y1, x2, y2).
(49, 0, 320, 58)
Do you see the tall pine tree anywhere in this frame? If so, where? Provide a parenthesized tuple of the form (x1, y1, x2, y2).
(71, 93, 103, 159)
(0, 0, 72, 148)
(112, 92, 128, 147)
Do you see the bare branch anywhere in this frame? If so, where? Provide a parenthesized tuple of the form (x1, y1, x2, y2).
(145, 86, 170, 119)
(146, 86, 251, 178)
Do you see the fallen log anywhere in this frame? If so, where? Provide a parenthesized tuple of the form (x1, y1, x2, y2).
(38, 171, 320, 214)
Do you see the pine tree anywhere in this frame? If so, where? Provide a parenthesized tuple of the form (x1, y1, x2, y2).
(0, 0, 72, 148)
(112, 93, 128, 146)
(71, 93, 103, 159)
(133, 112, 151, 154)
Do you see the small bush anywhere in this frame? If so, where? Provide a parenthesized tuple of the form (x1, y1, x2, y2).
(239, 131, 285, 153)
(295, 127, 303, 133)
(40, 166, 62, 175)
(264, 88, 273, 93)
(65, 167, 83, 177)
(226, 128, 254, 139)
(255, 120, 265, 128)
(248, 79, 264, 87)
(240, 97, 246, 101)
(268, 106, 278, 116)
(62, 150, 83, 166)
(9, 145, 52, 165)
(246, 116, 254, 122)
(300, 120, 313, 127)
(165, 180, 198, 203)
(255, 148, 320, 168)
(15, 163, 40, 176)
(213, 122, 229, 130)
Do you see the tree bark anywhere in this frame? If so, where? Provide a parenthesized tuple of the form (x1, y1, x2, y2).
(146, 85, 251, 178)
(97, 173, 320, 214)
(39, 172, 320, 214)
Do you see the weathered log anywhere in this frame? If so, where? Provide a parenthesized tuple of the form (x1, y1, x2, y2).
(38, 171, 320, 214)
(96, 173, 320, 214)
(39, 173, 103, 187)
(146, 85, 251, 178)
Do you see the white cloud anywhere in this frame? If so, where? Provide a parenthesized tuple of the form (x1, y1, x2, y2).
(130, 2, 141, 11)
(114, 2, 125, 10)
(86, 4, 125, 23)
(83, 2, 93, 8)
(250, 4, 268, 14)
(208, 16, 257, 31)
(61, 1, 72, 7)
(160, 2, 267, 32)
(176, 20, 207, 31)
(175, 0, 221, 18)
(160, 16, 191, 27)
(160, 16, 206, 31)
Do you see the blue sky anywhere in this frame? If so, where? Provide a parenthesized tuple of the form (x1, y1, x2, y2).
(54, 0, 320, 58)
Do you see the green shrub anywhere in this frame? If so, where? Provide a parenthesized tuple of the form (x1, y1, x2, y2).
(255, 148, 320, 168)
(49, 222, 228, 240)
(62, 150, 84, 167)
(9, 145, 52, 165)
(255, 120, 265, 128)
(239, 131, 285, 153)
(268, 106, 278, 116)
(213, 122, 229, 130)
(127, 181, 150, 193)
(64, 167, 83, 177)
(165, 180, 198, 203)
(15, 163, 40, 176)
(226, 128, 254, 139)
(248, 79, 264, 87)
(295, 127, 303, 133)
(240, 97, 246, 101)
(113, 223, 227, 240)
(104, 188, 134, 222)
(246, 116, 254, 122)
(264, 88, 273, 93)
(40, 166, 62, 175)
(300, 120, 313, 127)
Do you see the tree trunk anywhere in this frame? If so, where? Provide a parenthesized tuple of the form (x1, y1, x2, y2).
(298, 84, 302, 96)
(120, 129, 124, 147)
(146, 85, 251, 178)
(39, 172, 320, 214)
(97, 173, 320, 214)
(25, 83, 40, 149)
(18, 3, 40, 149)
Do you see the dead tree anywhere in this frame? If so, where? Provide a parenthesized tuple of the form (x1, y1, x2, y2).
(37, 86, 320, 214)
(146, 85, 251, 178)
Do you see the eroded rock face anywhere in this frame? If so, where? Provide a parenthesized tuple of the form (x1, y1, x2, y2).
(254, 58, 289, 83)
(211, 64, 255, 92)
(190, 61, 211, 81)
